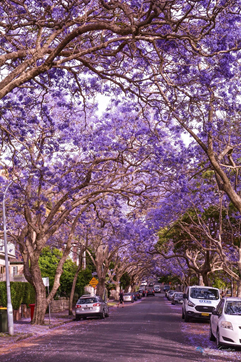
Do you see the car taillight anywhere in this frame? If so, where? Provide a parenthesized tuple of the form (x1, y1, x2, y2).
(93, 303, 101, 307)
(75, 305, 81, 308)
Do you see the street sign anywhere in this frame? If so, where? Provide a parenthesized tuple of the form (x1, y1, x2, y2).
(42, 277, 49, 287)
(89, 277, 98, 287)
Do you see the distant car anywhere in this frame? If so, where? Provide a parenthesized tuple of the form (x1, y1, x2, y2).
(75, 295, 109, 320)
(148, 282, 154, 287)
(135, 291, 142, 299)
(171, 292, 184, 304)
(146, 286, 155, 296)
(164, 285, 170, 293)
(123, 293, 135, 303)
(139, 287, 146, 297)
(166, 290, 175, 300)
(154, 285, 161, 293)
(210, 297, 241, 348)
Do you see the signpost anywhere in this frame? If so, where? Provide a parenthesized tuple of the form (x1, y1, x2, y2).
(89, 277, 98, 288)
(42, 277, 51, 325)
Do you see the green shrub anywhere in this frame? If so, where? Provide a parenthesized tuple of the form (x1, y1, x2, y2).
(0, 282, 35, 309)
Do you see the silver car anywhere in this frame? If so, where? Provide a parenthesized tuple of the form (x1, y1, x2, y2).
(123, 292, 135, 303)
(75, 295, 109, 321)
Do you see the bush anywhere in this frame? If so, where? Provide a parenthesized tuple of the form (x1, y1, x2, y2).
(0, 282, 35, 309)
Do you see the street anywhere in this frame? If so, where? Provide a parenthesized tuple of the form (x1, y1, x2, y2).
(1, 294, 240, 362)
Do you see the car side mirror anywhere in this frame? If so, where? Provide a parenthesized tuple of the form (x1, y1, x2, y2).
(183, 294, 187, 299)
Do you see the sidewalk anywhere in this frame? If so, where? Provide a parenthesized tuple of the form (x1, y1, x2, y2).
(0, 310, 76, 347)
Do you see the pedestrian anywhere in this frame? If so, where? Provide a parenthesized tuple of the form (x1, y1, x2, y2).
(117, 290, 124, 308)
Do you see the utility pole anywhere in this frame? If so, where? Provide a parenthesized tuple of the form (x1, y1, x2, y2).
(2, 181, 14, 335)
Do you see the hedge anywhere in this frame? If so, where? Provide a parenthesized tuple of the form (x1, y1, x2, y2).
(0, 282, 35, 309)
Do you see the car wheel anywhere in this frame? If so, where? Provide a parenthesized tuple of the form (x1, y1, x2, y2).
(216, 329, 222, 348)
(184, 312, 190, 322)
(76, 315, 80, 321)
(100, 310, 106, 319)
(209, 324, 216, 341)
(181, 310, 184, 319)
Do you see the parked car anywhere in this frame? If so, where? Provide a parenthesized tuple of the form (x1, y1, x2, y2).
(171, 292, 184, 305)
(135, 290, 142, 299)
(163, 285, 170, 292)
(146, 286, 155, 296)
(154, 285, 161, 293)
(139, 287, 146, 297)
(210, 297, 241, 348)
(75, 295, 109, 320)
(166, 290, 175, 300)
(182, 285, 220, 322)
(123, 292, 135, 303)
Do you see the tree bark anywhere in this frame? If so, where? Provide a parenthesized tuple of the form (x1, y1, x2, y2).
(68, 249, 83, 315)
(30, 260, 48, 325)
(96, 276, 106, 299)
(69, 264, 81, 316)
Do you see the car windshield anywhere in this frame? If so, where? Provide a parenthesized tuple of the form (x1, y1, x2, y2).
(77, 298, 98, 304)
(190, 288, 219, 300)
(225, 301, 241, 315)
(175, 293, 183, 297)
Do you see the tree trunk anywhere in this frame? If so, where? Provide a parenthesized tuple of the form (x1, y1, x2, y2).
(236, 279, 241, 297)
(202, 272, 210, 286)
(115, 280, 120, 300)
(31, 261, 48, 325)
(69, 267, 81, 315)
(96, 277, 105, 299)
(69, 252, 83, 316)
(198, 274, 204, 286)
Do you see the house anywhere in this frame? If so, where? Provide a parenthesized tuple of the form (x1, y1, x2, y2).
(0, 242, 26, 282)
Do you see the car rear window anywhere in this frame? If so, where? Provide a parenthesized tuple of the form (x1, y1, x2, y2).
(77, 298, 98, 304)
(190, 288, 219, 300)
(225, 301, 241, 315)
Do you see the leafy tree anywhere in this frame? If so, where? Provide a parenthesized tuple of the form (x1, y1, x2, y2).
(1, 94, 175, 323)
(39, 246, 93, 299)
(0, 1, 234, 100)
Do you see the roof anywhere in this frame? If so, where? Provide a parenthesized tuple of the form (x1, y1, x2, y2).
(223, 297, 241, 301)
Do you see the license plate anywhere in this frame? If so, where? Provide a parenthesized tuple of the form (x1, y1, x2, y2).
(201, 312, 209, 316)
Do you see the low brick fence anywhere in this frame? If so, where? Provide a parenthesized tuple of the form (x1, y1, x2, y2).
(13, 298, 70, 321)
(50, 298, 69, 313)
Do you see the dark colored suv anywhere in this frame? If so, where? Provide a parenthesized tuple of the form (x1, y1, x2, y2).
(163, 285, 170, 292)
(146, 286, 155, 296)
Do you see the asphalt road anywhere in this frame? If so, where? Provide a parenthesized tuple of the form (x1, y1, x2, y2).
(0, 294, 230, 362)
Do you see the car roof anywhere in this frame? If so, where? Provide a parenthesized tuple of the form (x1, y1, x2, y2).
(223, 297, 241, 301)
(80, 294, 96, 298)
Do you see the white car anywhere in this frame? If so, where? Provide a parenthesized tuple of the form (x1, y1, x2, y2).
(154, 285, 161, 293)
(182, 286, 220, 322)
(210, 297, 241, 347)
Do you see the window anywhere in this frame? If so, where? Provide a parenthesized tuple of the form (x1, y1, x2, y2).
(190, 287, 219, 300)
(12, 266, 18, 276)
